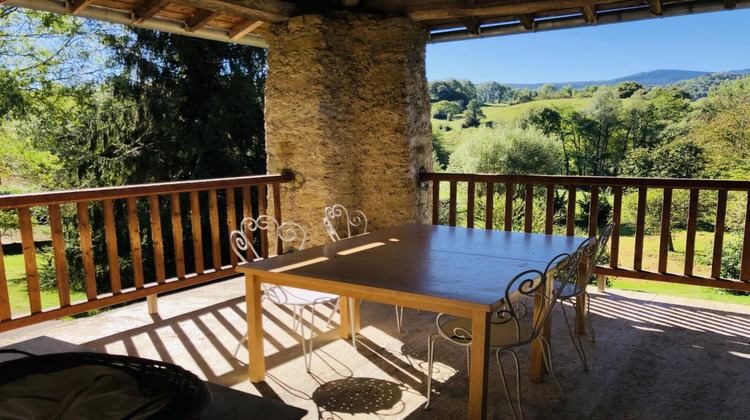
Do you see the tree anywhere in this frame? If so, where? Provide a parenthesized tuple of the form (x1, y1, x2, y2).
(621, 139, 707, 179)
(477, 81, 511, 103)
(462, 99, 486, 128)
(428, 79, 477, 105)
(431, 100, 462, 120)
(537, 84, 558, 99)
(616, 81, 644, 98)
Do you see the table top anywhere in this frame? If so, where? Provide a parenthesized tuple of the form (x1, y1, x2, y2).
(0, 336, 307, 420)
(239, 223, 587, 310)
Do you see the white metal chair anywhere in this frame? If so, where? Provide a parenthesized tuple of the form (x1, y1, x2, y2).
(230, 215, 340, 372)
(323, 205, 408, 333)
(424, 248, 583, 419)
(556, 223, 614, 371)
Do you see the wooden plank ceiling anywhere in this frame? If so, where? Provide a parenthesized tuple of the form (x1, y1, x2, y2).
(4, 0, 749, 45)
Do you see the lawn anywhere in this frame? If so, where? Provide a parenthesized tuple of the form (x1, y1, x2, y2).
(2, 252, 88, 316)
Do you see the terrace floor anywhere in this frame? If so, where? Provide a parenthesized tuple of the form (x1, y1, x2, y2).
(1, 277, 749, 419)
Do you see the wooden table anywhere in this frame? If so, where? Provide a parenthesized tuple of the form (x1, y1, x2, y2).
(236, 223, 587, 419)
(0, 336, 307, 420)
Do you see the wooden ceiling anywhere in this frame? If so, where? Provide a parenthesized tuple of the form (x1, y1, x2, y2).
(4, 0, 749, 46)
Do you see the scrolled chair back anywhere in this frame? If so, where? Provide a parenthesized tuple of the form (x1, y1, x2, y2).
(230, 215, 307, 263)
(585, 223, 614, 281)
(528, 249, 584, 339)
(323, 204, 368, 241)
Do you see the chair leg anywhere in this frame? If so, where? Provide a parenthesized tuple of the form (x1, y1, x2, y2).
(395, 305, 404, 333)
(495, 348, 522, 420)
(424, 333, 440, 409)
(300, 303, 318, 372)
(325, 300, 340, 329)
(584, 291, 596, 342)
(233, 332, 248, 360)
(560, 299, 588, 371)
(539, 335, 566, 401)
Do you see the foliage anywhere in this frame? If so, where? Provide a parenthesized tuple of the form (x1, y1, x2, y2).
(431, 100, 462, 120)
(670, 72, 744, 100)
(476, 81, 512, 103)
(428, 79, 477, 106)
(616, 82, 644, 98)
(462, 99, 485, 128)
(449, 126, 562, 176)
(621, 138, 707, 178)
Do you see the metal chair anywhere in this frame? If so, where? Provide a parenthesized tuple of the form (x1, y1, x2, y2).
(556, 223, 614, 371)
(424, 249, 583, 419)
(323, 205, 408, 333)
(230, 215, 340, 372)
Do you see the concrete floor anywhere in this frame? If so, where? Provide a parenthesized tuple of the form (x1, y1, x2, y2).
(1, 277, 749, 419)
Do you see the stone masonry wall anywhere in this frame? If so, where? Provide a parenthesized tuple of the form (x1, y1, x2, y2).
(265, 12, 433, 245)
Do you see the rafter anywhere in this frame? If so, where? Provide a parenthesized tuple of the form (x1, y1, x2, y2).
(519, 14, 535, 31)
(132, 0, 170, 24)
(66, 0, 94, 15)
(460, 17, 480, 34)
(229, 19, 264, 40)
(582, 5, 596, 23)
(185, 9, 218, 33)
(171, 0, 298, 23)
(649, 0, 663, 15)
(408, 0, 599, 21)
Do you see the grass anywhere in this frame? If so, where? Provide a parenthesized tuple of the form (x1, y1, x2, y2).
(2, 253, 88, 316)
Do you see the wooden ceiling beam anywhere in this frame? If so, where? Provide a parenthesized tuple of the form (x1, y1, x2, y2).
(66, 0, 94, 15)
(459, 17, 480, 34)
(519, 14, 535, 30)
(649, 0, 663, 15)
(229, 19, 264, 40)
(185, 9, 218, 33)
(132, 0, 170, 24)
(171, 0, 298, 23)
(582, 5, 596, 23)
(408, 0, 605, 21)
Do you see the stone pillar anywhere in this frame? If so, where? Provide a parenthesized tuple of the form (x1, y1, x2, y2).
(265, 12, 432, 245)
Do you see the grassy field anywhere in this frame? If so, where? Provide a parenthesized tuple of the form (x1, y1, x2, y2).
(2, 253, 87, 315)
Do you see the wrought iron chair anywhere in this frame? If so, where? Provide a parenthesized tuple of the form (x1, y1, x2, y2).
(323, 205, 408, 333)
(556, 223, 614, 371)
(424, 249, 583, 419)
(230, 215, 340, 372)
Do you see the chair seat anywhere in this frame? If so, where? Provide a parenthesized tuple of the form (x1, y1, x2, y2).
(438, 316, 534, 348)
(264, 285, 338, 306)
(554, 281, 584, 299)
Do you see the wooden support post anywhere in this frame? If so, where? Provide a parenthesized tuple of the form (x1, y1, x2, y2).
(147, 294, 158, 314)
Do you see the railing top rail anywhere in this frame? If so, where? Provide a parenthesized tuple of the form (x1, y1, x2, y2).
(420, 172, 750, 191)
(0, 173, 294, 209)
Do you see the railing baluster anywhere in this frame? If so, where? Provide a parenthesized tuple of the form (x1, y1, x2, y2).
(226, 188, 238, 266)
(432, 180, 440, 225)
(272, 183, 282, 253)
(712, 190, 728, 279)
(467, 181, 475, 228)
(128, 197, 145, 288)
(545, 185, 554, 235)
(102, 200, 121, 294)
(524, 184, 533, 233)
(209, 189, 221, 270)
(566, 185, 576, 236)
(49, 205, 70, 305)
(0, 242, 9, 320)
(258, 184, 269, 258)
(741, 191, 750, 282)
(588, 186, 599, 236)
(189, 191, 204, 274)
(610, 186, 623, 269)
(449, 181, 457, 227)
(658, 188, 673, 273)
(485, 182, 494, 229)
(149, 195, 166, 283)
(684, 189, 699, 276)
(76, 202, 97, 300)
(504, 183, 514, 231)
(634, 187, 647, 271)
(18, 208, 41, 313)
(170, 193, 186, 279)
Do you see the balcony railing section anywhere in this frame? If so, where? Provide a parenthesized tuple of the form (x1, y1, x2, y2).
(420, 172, 750, 292)
(0, 174, 293, 332)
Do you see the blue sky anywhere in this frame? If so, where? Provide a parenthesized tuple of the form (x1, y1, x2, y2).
(426, 8, 750, 84)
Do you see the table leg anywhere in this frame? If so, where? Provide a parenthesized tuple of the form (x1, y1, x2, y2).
(468, 310, 490, 420)
(245, 274, 265, 383)
(530, 272, 553, 382)
(339, 297, 361, 347)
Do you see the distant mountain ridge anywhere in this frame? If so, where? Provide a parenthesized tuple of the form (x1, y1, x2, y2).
(505, 69, 750, 90)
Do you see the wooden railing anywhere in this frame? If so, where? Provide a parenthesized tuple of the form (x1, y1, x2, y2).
(420, 172, 750, 292)
(0, 173, 293, 332)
